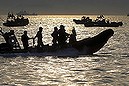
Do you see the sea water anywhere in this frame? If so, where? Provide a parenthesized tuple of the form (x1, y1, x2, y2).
(0, 15, 129, 86)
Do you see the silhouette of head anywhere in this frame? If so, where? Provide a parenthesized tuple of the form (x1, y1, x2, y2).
(60, 25, 65, 29)
(72, 28, 75, 32)
(60, 25, 65, 32)
(39, 27, 43, 31)
(10, 30, 14, 35)
(24, 31, 27, 35)
(54, 27, 58, 31)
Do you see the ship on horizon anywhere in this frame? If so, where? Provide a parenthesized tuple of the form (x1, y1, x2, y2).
(16, 11, 37, 16)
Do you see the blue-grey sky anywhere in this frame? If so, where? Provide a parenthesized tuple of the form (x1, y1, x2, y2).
(0, 0, 129, 15)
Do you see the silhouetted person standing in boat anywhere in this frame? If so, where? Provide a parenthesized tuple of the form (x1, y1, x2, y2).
(58, 25, 69, 47)
(34, 27, 44, 48)
(21, 31, 31, 50)
(51, 27, 58, 46)
(69, 27, 77, 45)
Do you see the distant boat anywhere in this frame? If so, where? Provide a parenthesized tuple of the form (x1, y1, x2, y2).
(16, 11, 37, 16)
(73, 16, 92, 24)
(3, 12, 29, 27)
(73, 15, 123, 27)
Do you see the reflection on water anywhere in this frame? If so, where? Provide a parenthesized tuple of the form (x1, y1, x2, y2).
(0, 55, 129, 85)
(0, 15, 129, 85)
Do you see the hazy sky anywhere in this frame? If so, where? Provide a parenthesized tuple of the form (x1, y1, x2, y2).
(0, 0, 129, 15)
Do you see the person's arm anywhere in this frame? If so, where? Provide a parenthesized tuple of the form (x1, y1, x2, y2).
(0, 30, 2, 35)
(0, 28, 4, 35)
(34, 32, 38, 39)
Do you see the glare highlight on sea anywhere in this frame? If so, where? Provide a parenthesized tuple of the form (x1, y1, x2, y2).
(0, 15, 129, 85)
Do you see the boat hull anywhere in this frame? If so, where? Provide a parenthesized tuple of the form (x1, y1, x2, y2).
(73, 19, 86, 24)
(3, 19, 29, 27)
(84, 22, 123, 27)
(72, 29, 114, 54)
(0, 29, 114, 56)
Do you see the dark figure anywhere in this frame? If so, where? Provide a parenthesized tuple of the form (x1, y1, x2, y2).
(58, 25, 69, 47)
(51, 27, 58, 46)
(69, 28, 77, 45)
(34, 27, 44, 48)
(0, 30, 11, 44)
(0, 30, 16, 50)
(21, 31, 30, 50)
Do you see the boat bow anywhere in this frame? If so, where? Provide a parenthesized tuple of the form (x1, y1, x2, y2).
(72, 29, 114, 55)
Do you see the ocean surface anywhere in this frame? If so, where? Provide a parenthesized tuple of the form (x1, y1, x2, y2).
(0, 15, 129, 86)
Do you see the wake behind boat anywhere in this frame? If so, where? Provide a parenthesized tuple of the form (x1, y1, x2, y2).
(3, 12, 29, 27)
(0, 29, 114, 56)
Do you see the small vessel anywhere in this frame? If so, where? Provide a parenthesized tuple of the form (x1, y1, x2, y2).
(0, 29, 114, 56)
(3, 12, 29, 27)
(73, 16, 92, 24)
(73, 15, 123, 27)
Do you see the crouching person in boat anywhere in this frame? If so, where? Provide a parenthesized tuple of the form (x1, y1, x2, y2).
(34, 27, 44, 48)
(0, 29, 20, 51)
(21, 31, 32, 50)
